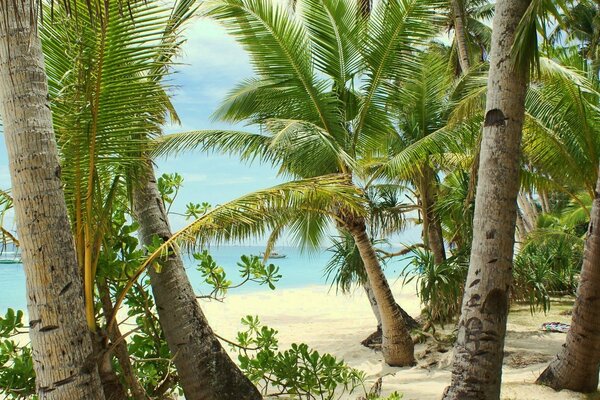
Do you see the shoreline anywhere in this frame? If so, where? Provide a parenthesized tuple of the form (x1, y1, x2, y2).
(7, 282, 591, 399)
(199, 283, 586, 400)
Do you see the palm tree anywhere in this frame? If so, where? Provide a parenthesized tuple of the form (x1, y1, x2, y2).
(0, 1, 105, 398)
(442, 0, 532, 398)
(324, 186, 420, 342)
(535, 164, 600, 393)
(156, 0, 443, 366)
(42, 1, 264, 398)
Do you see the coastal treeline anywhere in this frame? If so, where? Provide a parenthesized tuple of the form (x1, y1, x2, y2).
(0, 0, 598, 399)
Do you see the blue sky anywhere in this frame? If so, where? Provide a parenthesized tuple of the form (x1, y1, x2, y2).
(155, 18, 285, 232)
(0, 14, 421, 246)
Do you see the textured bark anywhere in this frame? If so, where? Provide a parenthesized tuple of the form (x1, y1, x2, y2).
(539, 190, 551, 214)
(0, 2, 105, 399)
(536, 171, 600, 393)
(442, 1, 531, 399)
(364, 281, 383, 331)
(517, 192, 538, 232)
(362, 279, 420, 347)
(418, 168, 446, 265)
(515, 212, 527, 250)
(133, 162, 261, 400)
(452, 0, 471, 73)
(346, 216, 415, 366)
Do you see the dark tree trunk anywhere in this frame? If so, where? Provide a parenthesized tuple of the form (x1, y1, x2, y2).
(133, 162, 261, 400)
(98, 279, 147, 400)
(536, 169, 600, 393)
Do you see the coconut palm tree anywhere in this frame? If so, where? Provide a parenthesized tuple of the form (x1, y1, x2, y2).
(0, 2, 105, 398)
(155, 0, 443, 366)
(324, 185, 420, 342)
(41, 1, 265, 398)
(447, 0, 493, 73)
(535, 163, 600, 392)
(441, 0, 532, 398)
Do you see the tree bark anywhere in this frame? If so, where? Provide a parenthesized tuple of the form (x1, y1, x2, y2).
(0, 2, 105, 399)
(452, 0, 471, 73)
(418, 168, 446, 265)
(345, 216, 415, 366)
(536, 170, 600, 393)
(133, 162, 261, 400)
(517, 192, 538, 232)
(364, 280, 383, 331)
(442, 1, 531, 399)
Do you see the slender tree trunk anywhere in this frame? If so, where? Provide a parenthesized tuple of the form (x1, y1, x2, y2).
(345, 216, 415, 366)
(98, 279, 147, 400)
(452, 0, 471, 73)
(536, 171, 600, 392)
(419, 169, 446, 265)
(0, 2, 105, 399)
(442, 1, 531, 399)
(364, 281, 383, 331)
(540, 190, 551, 214)
(515, 212, 527, 250)
(517, 192, 538, 231)
(92, 332, 128, 400)
(133, 162, 261, 400)
(361, 280, 420, 347)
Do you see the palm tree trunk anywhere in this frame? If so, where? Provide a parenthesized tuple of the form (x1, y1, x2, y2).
(515, 212, 527, 250)
(0, 3, 105, 399)
(536, 171, 600, 393)
(419, 169, 446, 265)
(540, 190, 551, 214)
(133, 162, 261, 400)
(345, 215, 415, 366)
(442, 0, 531, 398)
(451, 0, 471, 73)
(361, 280, 420, 347)
(517, 192, 538, 231)
(364, 280, 383, 331)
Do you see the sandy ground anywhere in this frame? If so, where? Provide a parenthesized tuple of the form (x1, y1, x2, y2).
(8, 282, 598, 399)
(197, 283, 599, 400)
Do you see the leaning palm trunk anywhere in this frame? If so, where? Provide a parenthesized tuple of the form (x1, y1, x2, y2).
(361, 280, 419, 347)
(133, 162, 261, 400)
(536, 170, 600, 392)
(0, 2, 105, 399)
(345, 215, 415, 366)
(364, 281, 383, 331)
(451, 0, 471, 73)
(418, 167, 446, 265)
(442, 0, 531, 398)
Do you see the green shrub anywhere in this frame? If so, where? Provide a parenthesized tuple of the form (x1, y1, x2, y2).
(402, 249, 467, 325)
(233, 315, 366, 400)
(0, 309, 35, 399)
(513, 234, 583, 313)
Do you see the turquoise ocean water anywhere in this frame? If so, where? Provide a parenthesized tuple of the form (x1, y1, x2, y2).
(0, 245, 410, 313)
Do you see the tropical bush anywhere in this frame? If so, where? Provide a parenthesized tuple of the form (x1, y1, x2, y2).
(0, 309, 35, 400)
(233, 315, 366, 399)
(402, 249, 467, 325)
(512, 234, 583, 313)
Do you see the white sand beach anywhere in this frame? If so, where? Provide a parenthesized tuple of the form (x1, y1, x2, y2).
(198, 283, 596, 400)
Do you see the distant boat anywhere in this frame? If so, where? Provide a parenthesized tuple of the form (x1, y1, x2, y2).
(0, 259, 21, 264)
(260, 251, 287, 259)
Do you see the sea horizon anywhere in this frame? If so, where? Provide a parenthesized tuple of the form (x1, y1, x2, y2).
(0, 244, 411, 314)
